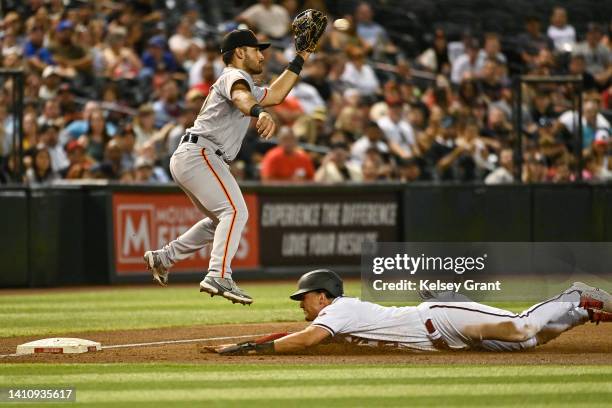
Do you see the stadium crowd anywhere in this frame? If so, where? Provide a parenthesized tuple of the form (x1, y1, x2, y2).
(0, 0, 610, 185)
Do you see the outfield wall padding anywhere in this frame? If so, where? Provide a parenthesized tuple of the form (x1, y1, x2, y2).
(0, 182, 610, 287)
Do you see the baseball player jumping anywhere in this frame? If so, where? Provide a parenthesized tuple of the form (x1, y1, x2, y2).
(144, 12, 328, 305)
(217, 270, 612, 354)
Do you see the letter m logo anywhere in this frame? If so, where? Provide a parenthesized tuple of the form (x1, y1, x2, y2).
(115, 204, 154, 264)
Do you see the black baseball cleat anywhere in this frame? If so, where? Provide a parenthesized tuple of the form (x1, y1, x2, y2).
(199, 276, 253, 305)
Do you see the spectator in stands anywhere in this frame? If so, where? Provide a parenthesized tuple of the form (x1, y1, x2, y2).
(78, 109, 111, 163)
(168, 17, 195, 63)
(191, 62, 216, 97)
(361, 157, 380, 182)
(39, 124, 69, 173)
(49, 20, 92, 77)
(101, 27, 141, 81)
(522, 152, 547, 183)
(37, 99, 63, 130)
(22, 112, 39, 153)
(116, 124, 137, 171)
(90, 139, 124, 180)
(293, 105, 329, 145)
(377, 100, 417, 160)
(38, 65, 62, 101)
(134, 104, 157, 151)
(482, 106, 513, 143)
(518, 16, 554, 68)
(133, 156, 165, 183)
(527, 91, 557, 131)
(25, 147, 57, 185)
(0, 154, 21, 184)
(396, 158, 422, 183)
(4, 0, 609, 186)
(558, 99, 611, 149)
(485, 148, 514, 184)
(477, 59, 504, 103)
(547, 7, 576, 52)
(451, 38, 480, 85)
(237, 0, 291, 40)
(62, 140, 91, 179)
(314, 142, 362, 183)
(476, 33, 507, 72)
(189, 42, 223, 89)
(588, 129, 612, 180)
(354, 2, 388, 52)
(340, 45, 380, 97)
(459, 118, 499, 177)
(23, 22, 53, 73)
(0, 105, 12, 158)
(417, 28, 450, 75)
(351, 121, 389, 166)
(361, 149, 393, 180)
(141, 35, 179, 78)
(152, 79, 181, 128)
(59, 103, 117, 145)
(425, 115, 462, 181)
(289, 78, 325, 115)
(260, 127, 315, 182)
(567, 54, 598, 91)
(573, 23, 611, 87)
(167, 105, 198, 156)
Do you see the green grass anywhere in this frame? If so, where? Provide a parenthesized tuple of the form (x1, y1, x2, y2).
(1, 282, 610, 407)
(0, 282, 536, 338)
(0, 282, 306, 337)
(1, 364, 611, 407)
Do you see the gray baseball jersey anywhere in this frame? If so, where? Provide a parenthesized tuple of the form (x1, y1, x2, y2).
(187, 67, 267, 161)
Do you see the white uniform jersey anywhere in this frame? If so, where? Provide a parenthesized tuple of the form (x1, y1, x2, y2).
(187, 67, 267, 161)
(310, 288, 588, 353)
(311, 297, 434, 351)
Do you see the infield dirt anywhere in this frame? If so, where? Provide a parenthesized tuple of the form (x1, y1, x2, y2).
(2, 322, 610, 365)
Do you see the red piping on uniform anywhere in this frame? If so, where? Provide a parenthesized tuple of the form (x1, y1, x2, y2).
(201, 148, 236, 278)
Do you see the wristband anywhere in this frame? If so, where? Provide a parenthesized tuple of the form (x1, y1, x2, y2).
(287, 54, 305, 75)
(249, 104, 265, 118)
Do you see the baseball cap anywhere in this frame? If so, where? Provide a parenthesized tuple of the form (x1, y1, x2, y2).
(42, 66, 60, 78)
(66, 140, 84, 153)
(135, 156, 154, 169)
(56, 20, 73, 32)
(594, 129, 610, 146)
(148, 35, 166, 48)
(220, 29, 270, 54)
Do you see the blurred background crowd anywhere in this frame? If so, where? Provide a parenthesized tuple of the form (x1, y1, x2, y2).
(0, 0, 610, 186)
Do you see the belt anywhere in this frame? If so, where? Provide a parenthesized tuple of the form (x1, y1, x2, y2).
(181, 133, 230, 163)
(424, 319, 451, 350)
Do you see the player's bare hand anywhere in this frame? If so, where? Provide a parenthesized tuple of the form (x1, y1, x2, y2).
(256, 112, 276, 139)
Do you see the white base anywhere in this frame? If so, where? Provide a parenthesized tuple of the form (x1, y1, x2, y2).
(16, 338, 101, 355)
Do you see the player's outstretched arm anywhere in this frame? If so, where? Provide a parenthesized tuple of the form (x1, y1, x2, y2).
(216, 325, 329, 355)
(231, 80, 276, 139)
(272, 325, 330, 352)
(259, 50, 311, 107)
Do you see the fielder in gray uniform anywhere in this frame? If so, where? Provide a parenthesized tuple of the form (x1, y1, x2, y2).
(144, 29, 313, 304)
(217, 270, 612, 354)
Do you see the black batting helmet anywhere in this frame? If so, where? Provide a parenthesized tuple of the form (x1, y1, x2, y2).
(289, 269, 344, 300)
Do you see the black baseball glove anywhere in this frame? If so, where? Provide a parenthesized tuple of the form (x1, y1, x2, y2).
(292, 9, 328, 53)
(218, 341, 274, 355)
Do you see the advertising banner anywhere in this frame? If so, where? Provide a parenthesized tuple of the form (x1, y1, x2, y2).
(259, 192, 400, 266)
(112, 192, 260, 275)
